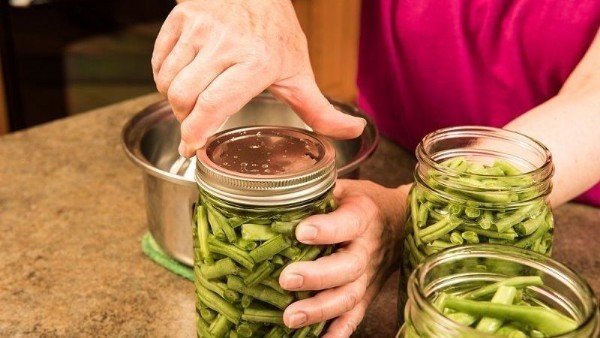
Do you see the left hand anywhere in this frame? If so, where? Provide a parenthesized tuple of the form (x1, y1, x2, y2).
(278, 179, 409, 337)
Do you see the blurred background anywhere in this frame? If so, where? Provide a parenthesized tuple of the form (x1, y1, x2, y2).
(0, 0, 360, 136)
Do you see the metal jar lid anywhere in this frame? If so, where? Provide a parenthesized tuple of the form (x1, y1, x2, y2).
(195, 126, 337, 206)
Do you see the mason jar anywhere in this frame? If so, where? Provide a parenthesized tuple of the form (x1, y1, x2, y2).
(193, 126, 336, 337)
(399, 126, 555, 322)
(397, 245, 599, 338)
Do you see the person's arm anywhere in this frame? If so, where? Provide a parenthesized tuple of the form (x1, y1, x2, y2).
(504, 28, 600, 207)
(152, 0, 364, 157)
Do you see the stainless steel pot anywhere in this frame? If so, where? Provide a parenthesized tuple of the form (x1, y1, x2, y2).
(122, 93, 379, 266)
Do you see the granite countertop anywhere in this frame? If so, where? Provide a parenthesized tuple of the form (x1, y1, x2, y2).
(1, 94, 598, 337)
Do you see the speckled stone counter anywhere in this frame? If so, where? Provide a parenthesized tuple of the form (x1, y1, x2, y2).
(1, 94, 598, 337)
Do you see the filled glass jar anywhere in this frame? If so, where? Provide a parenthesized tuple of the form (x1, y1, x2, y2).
(397, 244, 599, 338)
(399, 126, 555, 321)
(193, 126, 337, 337)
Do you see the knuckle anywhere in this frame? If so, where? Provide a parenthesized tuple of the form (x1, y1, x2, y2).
(167, 81, 193, 112)
(347, 250, 367, 277)
(343, 292, 359, 312)
(342, 318, 360, 336)
(196, 91, 219, 114)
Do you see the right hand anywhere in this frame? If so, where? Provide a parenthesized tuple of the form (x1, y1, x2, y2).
(152, 0, 366, 157)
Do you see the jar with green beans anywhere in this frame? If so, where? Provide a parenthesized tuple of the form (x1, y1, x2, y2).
(399, 126, 555, 324)
(193, 126, 337, 338)
(397, 245, 599, 338)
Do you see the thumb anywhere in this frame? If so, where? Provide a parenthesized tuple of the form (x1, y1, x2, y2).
(269, 74, 366, 139)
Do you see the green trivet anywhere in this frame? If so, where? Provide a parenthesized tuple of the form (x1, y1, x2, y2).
(141, 232, 193, 281)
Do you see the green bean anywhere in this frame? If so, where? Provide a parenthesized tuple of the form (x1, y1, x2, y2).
(201, 307, 217, 322)
(464, 276, 543, 300)
(271, 220, 301, 235)
(449, 231, 464, 245)
(235, 322, 261, 337)
(265, 325, 287, 338)
(241, 223, 277, 241)
(197, 205, 214, 264)
(417, 201, 431, 227)
(196, 269, 240, 303)
(201, 257, 240, 280)
(208, 235, 255, 270)
(241, 308, 284, 325)
(208, 205, 238, 243)
(446, 312, 478, 326)
(243, 261, 275, 287)
(295, 290, 313, 300)
(457, 225, 517, 241)
(292, 325, 312, 338)
(198, 315, 215, 338)
(420, 216, 462, 243)
(461, 231, 479, 244)
(495, 203, 541, 233)
(310, 322, 327, 337)
(233, 238, 258, 251)
(209, 314, 233, 338)
(227, 275, 293, 310)
(249, 234, 291, 263)
(281, 246, 302, 260)
(197, 286, 242, 325)
(515, 209, 546, 236)
(443, 297, 578, 336)
(475, 286, 517, 333)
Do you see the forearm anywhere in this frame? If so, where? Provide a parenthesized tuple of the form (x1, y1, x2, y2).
(504, 30, 600, 207)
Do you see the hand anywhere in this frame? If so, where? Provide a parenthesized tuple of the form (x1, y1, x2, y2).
(279, 180, 410, 337)
(152, 0, 366, 157)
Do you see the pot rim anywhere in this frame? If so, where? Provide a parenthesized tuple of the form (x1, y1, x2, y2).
(121, 93, 380, 185)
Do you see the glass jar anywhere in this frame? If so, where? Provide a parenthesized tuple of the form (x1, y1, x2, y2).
(399, 126, 555, 322)
(193, 126, 337, 337)
(397, 244, 599, 338)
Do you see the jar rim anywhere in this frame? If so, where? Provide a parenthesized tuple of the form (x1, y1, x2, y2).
(417, 126, 553, 179)
(408, 244, 599, 337)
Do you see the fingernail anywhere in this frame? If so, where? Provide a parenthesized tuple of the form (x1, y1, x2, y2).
(281, 273, 303, 289)
(296, 224, 318, 242)
(359, 117, 367, 127)
(288, 312, 307, 328)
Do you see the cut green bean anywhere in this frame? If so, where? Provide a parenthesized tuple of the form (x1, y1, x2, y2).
(196, 269, 240, 303)
(197, 205, 214, 264)
(241, 223, 277, 241)
(241, 308, 284, 325)
(227, 275, 293, 310)
(265, 326, 287, 338)
(208, 235, 255, 270)
(271, 220, 301, 235)
(292, 325, 312, 338)
(201, 257, 240, 280)
(209, 314, 233, 338)
(243, 261, 275, 287)
(197, 286, 242, 325)
(208, 205, 237, 243)
(241, 295, 253, 308)
(461, 231, 479, 244)
(249, 235, 292, 263)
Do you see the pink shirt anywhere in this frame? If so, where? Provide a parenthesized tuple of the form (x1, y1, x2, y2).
(357, 0, 600, 206)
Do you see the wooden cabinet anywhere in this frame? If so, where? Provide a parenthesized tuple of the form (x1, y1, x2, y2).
(293, 0, 361, 102)
(0, 56, 8, 135)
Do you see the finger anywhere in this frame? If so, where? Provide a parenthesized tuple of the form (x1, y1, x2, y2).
(295, 192, 377, 244)
(270, 75, 366, 139)
(155, 39, 198, 95)
(283, 274, 368, 329)
(279, 240, 368, 291)
(167, 52, 235, 122)
(152, 11, 183, 79)
(178, 62, 274, 157)
(322, 284, 379, 338)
